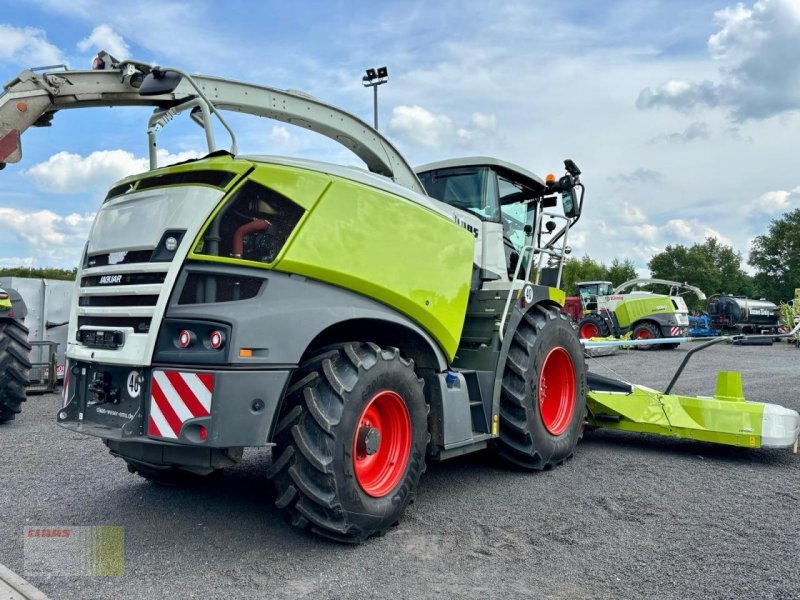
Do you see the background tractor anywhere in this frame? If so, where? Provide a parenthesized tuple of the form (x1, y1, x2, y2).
(564, 278, 705, 350)
(0, 286, 32, 423)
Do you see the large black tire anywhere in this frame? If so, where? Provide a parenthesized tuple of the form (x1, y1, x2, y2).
(631, 321, 660, 351)
(0, 318, 32, 424)
(498, 305, 587, 470)
(576, 313, 610, 339)
(268, 342, 428, 543)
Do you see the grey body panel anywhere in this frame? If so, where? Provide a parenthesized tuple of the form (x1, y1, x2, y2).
(58, 361, 290, 448)
(0, 285, 27, 320)
(633, 312, 685, 335)
(165, 264, 449, 371)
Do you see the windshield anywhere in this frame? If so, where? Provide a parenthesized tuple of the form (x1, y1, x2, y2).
(418, 166, 499, 221)
(499, 175, 533, 255)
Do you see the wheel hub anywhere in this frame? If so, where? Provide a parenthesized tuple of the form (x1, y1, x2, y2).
(357, 426, 381, 456)
(537, 347, 577, 436)
(352, 390, 412, 498)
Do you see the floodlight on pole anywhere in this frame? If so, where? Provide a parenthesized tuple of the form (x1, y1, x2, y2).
(362, 66, 388, 130)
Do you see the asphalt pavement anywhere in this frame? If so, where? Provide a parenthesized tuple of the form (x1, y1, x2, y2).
(1, 341, 798, 599)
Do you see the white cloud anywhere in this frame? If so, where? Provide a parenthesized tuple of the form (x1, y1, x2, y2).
(608, 168, 662, 184)
(637, 0, 800, 121)
(25, 149, 201, 194)
(665, 218, 733, 247)
(389, 105, 497, 149)
(0, 23, 64, 66)
(268, 126, 292, 143)
(389, 105, 455, 148)
(651, 121, 711, 144)
(0, 207, 94, 265)
(752, 186, 800, 214)
(0, 257, 35, 269)
(77, 24, 130, 59)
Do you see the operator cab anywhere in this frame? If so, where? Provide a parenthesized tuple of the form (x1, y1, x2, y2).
(416, 157, 580, 286)
(576, 281, 613, 311)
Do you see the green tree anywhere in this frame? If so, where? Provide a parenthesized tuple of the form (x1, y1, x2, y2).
(605, 257, 638, 287)
(648, 238, 751, 309)
(0, 267, 77, 281)
(749, 208, 800, 303)
(560, 255, 606, 293)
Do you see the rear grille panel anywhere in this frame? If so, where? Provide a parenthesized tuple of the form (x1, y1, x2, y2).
(79, 295, 160, 308)
(78, 316, 152, 333)
(86, 250, 154, 268)
(81, 272, 167, 287)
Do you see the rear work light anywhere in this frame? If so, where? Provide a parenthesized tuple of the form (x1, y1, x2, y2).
(177, 330, 196, 348)
(209, 330, 225, 350)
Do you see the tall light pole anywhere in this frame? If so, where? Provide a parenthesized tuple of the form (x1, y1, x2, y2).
(362, 66, 388, 130)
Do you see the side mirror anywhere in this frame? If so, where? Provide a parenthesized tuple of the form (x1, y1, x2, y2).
(138, 69, 183, 96)
(560, 175, 581, 218)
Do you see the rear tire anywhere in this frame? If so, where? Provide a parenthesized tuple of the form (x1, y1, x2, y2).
(577, 313, 609, 339)
(498, 305, 587, 470)
(268, 342, 428, 543)
(0, 319, 32, 424)
(632, 322, 660, 351)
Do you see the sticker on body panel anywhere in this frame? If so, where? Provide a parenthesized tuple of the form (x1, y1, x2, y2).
(147, 371, 214, 439)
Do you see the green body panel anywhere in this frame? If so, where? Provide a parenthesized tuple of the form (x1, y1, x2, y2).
(587, 371, 765, 448)
(275, 176, 474, 360)
(614, 296, 675, 328)
(107, 155, 252, 198)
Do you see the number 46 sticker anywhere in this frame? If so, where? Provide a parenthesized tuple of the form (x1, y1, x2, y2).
(127, 370, 142, 398)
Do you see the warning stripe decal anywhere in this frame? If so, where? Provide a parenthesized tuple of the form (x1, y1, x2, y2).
(148, 370, 214, 440)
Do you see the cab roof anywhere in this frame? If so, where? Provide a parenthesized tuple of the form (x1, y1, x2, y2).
(414, 156, 546, 191)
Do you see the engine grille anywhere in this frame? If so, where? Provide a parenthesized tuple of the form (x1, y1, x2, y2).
(76, 262, 169, 341)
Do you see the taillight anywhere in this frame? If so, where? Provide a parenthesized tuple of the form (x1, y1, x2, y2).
(199, 426, 208, 441)
(209, 330, 225, 350)
(178, 330, 195, 348)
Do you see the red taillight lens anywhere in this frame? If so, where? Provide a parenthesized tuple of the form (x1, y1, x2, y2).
(177, 330, 195, 348)
(209, 330, 224, 350)
(199, 426, 208, 441)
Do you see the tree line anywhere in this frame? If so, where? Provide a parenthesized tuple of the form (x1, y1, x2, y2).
(561, 208, 799, 307)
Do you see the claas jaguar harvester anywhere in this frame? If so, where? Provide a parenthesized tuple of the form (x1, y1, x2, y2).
(0, 55, 587, 542)
(1, 54, 798, 542)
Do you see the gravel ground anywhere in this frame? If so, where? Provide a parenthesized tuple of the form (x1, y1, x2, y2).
(1, 342, 798, 599)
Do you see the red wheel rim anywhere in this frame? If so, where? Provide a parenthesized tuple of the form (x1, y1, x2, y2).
(580, 323, 599, 339)
(538, 347, 576, 436)
(353, 390, 411, 498)
(635, 329, 653, 339)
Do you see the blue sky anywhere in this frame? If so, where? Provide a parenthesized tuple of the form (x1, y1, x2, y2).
(1, 0, 799, 273)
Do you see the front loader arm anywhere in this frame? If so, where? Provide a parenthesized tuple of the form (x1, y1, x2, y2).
(0, 63, 425, 194)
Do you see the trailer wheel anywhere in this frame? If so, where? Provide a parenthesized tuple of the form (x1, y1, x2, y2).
(498, 304, 587, 470)
(268, 342, 428, 543)
(632, 322, 660, 351)
(576, 313, 609, 339)
(0, 318, 32, 424)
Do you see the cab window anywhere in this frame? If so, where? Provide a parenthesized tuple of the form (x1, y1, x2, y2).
(418, 166, 499, 221)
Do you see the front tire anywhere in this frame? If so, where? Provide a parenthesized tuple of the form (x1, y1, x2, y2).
(498, 305, 587, 470)
(268, 342, 428, 543)
(0, 319, 32, 424)
(577, 313, 609, 339)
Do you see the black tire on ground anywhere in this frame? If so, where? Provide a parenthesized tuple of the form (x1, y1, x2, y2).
(0, 318, 32, 424)
(268, 342, 428, 543)
(661, 343, 680, 350)
(498, 304, 587, 470)
(576, 313, 610, 339)
(631, 321, 661, 351)
(124, 459, 222, 487)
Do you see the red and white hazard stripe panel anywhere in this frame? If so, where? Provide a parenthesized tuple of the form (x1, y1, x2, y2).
(148, 370, 214, 439)
(670, 326, 681, 337)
